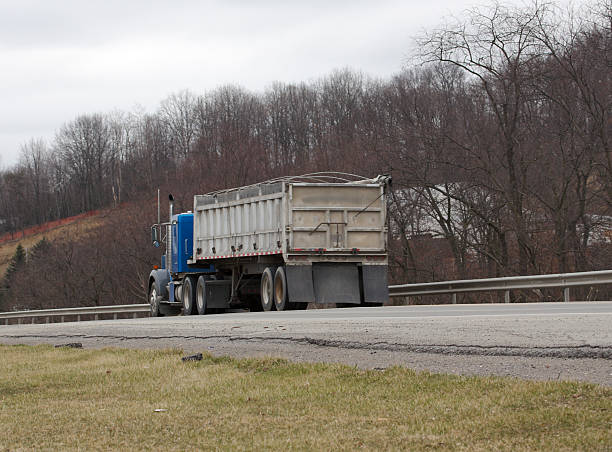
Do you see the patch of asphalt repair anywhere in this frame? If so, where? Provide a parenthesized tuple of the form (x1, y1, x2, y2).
(2, 332, 611, 359)
(1, 331, 611, 386)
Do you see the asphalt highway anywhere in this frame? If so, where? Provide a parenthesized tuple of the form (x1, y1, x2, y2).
(1, 302, 611, 385)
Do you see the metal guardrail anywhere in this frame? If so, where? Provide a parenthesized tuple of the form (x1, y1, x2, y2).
(0, 304, 150, 325)
(389, 270, 612, 303)
(1, 270, 611, 325)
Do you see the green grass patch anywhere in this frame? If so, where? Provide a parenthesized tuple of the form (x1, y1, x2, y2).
(0, 345, 610, 451)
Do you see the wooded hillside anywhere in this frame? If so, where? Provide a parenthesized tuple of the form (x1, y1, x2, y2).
(1, 1, 610, 309)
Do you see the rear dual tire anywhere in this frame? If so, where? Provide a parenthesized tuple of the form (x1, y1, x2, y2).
(273, 266, 293, 311)
(182, 276, 197, 315)
(260, 266, 307, 311)
(260, 268, 276, 311)
(183, 276, 214, 315)
(196, 276, 210, 315)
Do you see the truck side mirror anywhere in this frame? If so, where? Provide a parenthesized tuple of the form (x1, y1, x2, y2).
(151, 226, 160, 248)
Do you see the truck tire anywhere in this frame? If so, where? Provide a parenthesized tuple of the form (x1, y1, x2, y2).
(149, 282, 163, 317)
(260, 267, 276, 311)
(196, 276, 209, 315)
(182, 277, 197, 315)
(274, 266, 293, 311)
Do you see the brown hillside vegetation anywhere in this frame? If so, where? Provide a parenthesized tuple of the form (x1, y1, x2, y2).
(0, 212, 106, 277)
(0, 209, 101, 245)
(0, 1, 610, 310)
(0, 201, 160, 311)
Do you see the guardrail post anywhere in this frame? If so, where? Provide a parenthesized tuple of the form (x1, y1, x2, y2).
(46, 317, 49, 324)
(113, 313, 117, 320)
(95, 314, 99, 321)
(451, 293, 457, 304)
(77, 314, 81, 322)
(31, 317, 35, 324)
(563, 287, 570, 302)
(60, 316, 64, 322)
(133, 313, 138, 319)
(17, 318, 21, 325)
(504, 291, 510, 303)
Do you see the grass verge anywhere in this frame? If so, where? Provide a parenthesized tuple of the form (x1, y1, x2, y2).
(0, 345, 610, 451)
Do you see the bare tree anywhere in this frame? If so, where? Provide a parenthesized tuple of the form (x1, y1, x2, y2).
(19, 138, 49, 224)
(55, 114, 113, 212)
(159, 90, 198, 160)
(416, 1, 552, 274)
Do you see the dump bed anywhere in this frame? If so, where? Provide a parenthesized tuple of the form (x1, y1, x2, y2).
(190, 176, 387, 262)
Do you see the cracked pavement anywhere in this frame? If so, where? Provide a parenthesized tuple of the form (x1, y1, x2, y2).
(1, 302, 611, 386)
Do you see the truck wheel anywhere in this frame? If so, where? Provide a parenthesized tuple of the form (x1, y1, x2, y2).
(260, 268, 276, 311)
(274, 266, 293, 311)
(149, 282, 163, 317)
(196, 276, 209, 315)
(182, 277, 197, 315)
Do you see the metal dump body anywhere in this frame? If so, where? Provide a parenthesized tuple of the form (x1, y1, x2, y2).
(191, 177, 387, 262)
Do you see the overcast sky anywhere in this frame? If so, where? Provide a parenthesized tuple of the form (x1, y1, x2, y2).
(0, 0, 577, 168)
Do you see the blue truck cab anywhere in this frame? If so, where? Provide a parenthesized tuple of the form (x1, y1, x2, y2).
(171, 213, 197, 273)
(148, 211, 214, 314)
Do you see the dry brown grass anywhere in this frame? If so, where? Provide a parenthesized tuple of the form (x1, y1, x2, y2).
(0, 345, 610, 451)
(0, 215, 106, 276)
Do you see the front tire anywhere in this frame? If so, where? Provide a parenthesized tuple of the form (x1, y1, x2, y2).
(182, 276, 197, 315)
(260, 267, 275, 311)
(149, 282, 163, 317)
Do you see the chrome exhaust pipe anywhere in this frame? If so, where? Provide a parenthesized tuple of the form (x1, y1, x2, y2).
(167, 194, 174, 273)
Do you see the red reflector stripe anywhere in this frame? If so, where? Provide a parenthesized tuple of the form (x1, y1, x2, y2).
(197, 250, 283, 260)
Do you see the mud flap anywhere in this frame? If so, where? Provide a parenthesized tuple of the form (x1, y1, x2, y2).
(286, 263, 388, 305)
(286, 265, 315, 303)
(205, 279, 231, 308)
(313, 263, 361, 304)
(362, 265, 388, 304)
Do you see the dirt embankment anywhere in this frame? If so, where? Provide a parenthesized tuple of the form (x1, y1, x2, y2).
(0, 210, 107, 276)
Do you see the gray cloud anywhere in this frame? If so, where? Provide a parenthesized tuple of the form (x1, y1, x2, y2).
(0, 0, 574, 167)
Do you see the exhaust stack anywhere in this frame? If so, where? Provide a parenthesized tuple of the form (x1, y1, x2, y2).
(167, 194, 174, 273)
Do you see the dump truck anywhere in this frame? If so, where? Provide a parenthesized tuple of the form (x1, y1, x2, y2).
(148, 173, 390, 316)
